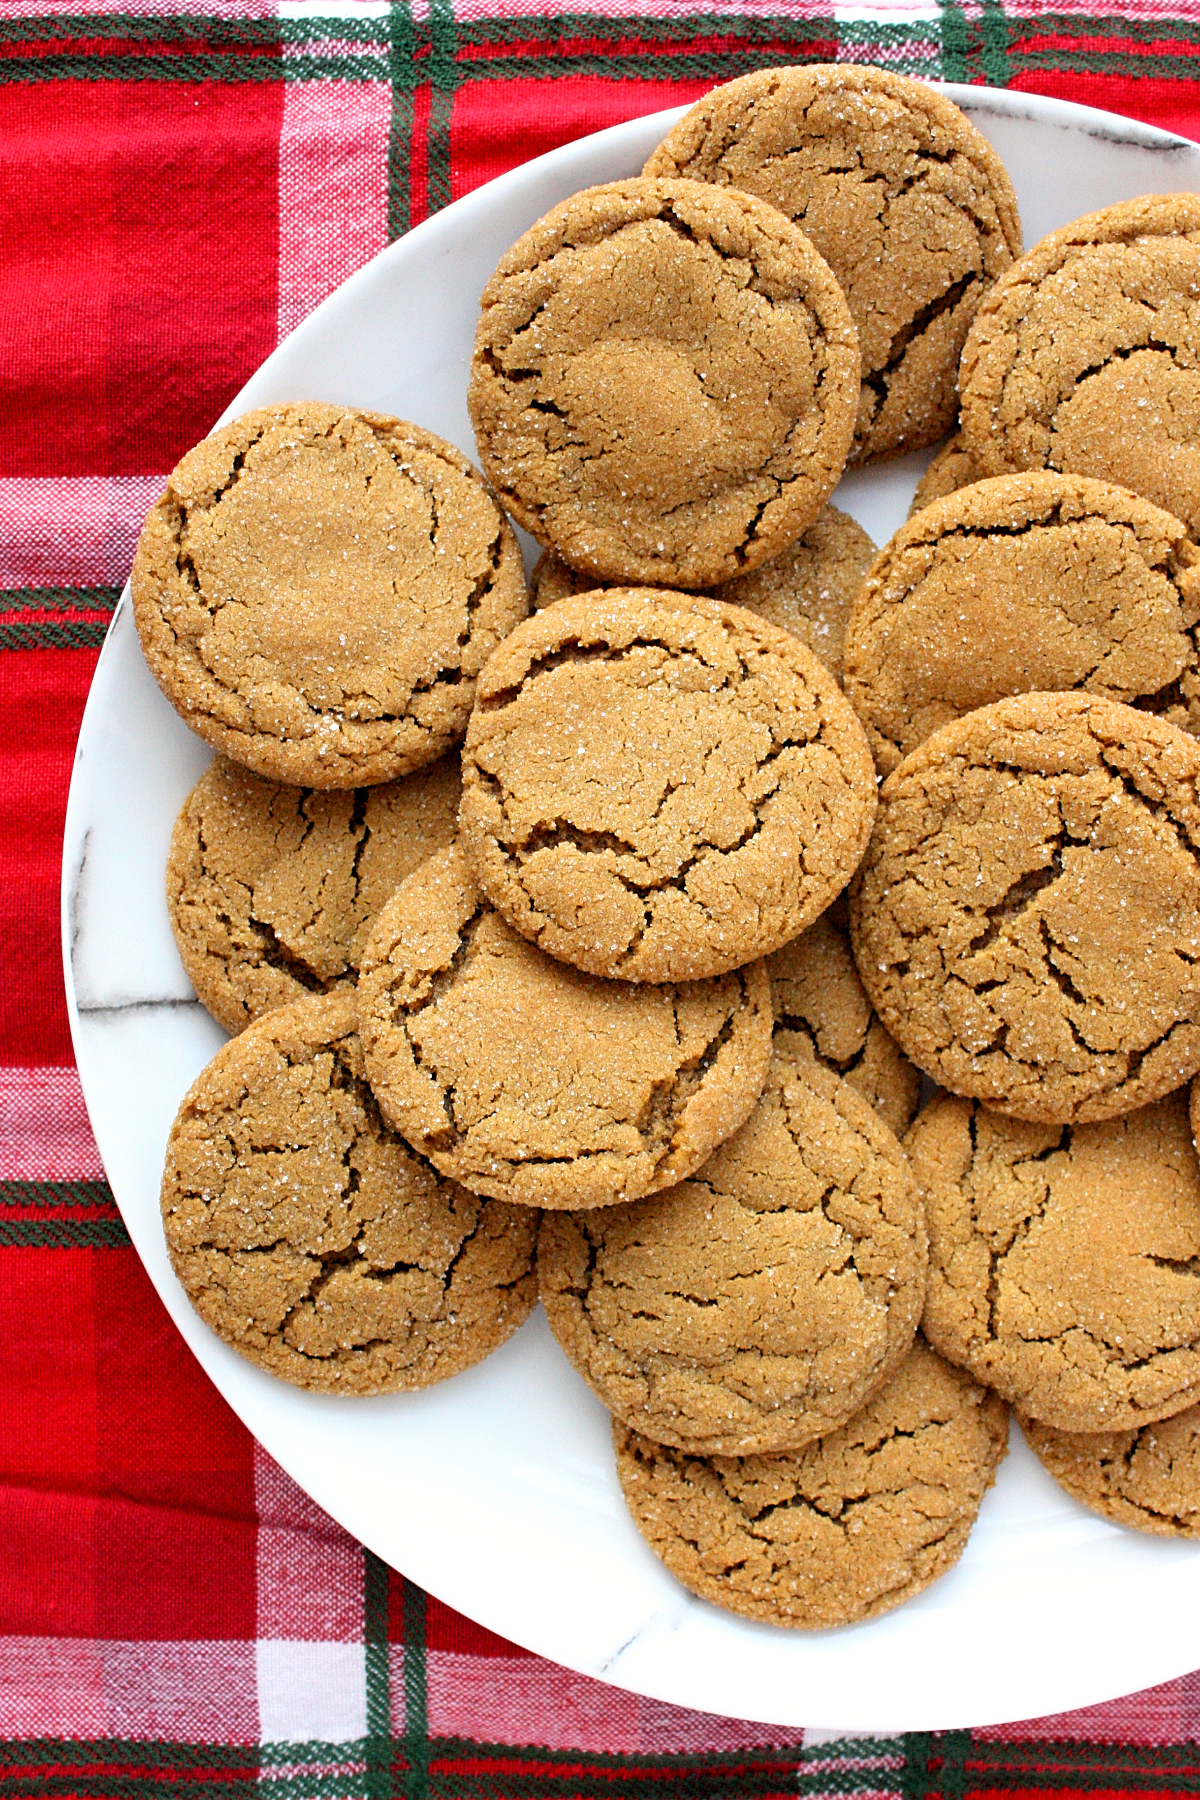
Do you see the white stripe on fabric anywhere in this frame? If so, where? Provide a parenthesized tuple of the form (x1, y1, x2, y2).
(0, 1638, 257, 1739)
(0, 1068, 104, 1182)
(0, 477, 164, 592)
(254, 1443, 364, 1643)
(256, 1641, 367, 1743)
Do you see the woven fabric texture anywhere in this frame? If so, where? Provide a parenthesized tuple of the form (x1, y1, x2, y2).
(6, 0, 1200, 1787)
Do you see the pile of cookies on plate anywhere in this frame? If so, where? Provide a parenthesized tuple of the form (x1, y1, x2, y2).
(130, 62, 1200, 1633)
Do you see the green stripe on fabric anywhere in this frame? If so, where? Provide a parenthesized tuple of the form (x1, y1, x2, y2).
(980, 0, 1011, 87)
(402, 1576, 428, 1800)
(0, 618, 110, 649)
(0, 1217, 131, 1247)
(425, 0, 458, 219)
(387, 1, 415, 241)
(0, 586, 119, 615)
(939, 0, 970, 82)
(0, 1179, 116, 1209)
(365, 1550, 392, 1800)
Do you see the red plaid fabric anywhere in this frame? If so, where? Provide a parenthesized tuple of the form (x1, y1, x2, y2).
(6, 3, 1200, 1787)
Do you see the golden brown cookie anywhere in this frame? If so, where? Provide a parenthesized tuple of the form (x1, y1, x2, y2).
(539, 1041, 926, 1455)
(768, 899, 920, 1139)
(960, 195, 1200, 533)
(131, 403, 527, 787)
(529, 505, 875, 685)
(166, 754, 461, 1035)
(850, 691, 1200, 1122)
(160, 991, 538, 1393)
(907, 431, 978, 518)
(458, 591, 878, 982)
(910, 1089, 1200, 1432)
(468, 177, 859, 589)
(845, 473, 1200, 774)
(613, 1337, 1007, 1628)
(357, 844, 773, 1210)
(646, 66, 1021, 463)
(1021, 1406, 1200, 1537)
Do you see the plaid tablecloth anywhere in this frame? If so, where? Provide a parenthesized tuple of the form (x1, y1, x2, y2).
(7, 2, 1200, 1789)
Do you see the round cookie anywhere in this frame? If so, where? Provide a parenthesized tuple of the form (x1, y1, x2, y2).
(850, 690, 1200, 1122)
(845, 473, 1200, 774)
(907, 431, 978, 518)
(960, 195, 1200, 534)
(131, 403, 528, 787)
(1021, 1406, 1200, 1537)
(613, 1338, 1008, 1629)
(167, 753, 461, 1035)
(160, 991, 539, 1393)
(459, 591, 878, 983)
(645, 66, 1021, 463)
(768, 899, 920, 1139)
(538, 1040, 927, 1455)
(909, 1089, 1200, 1432)
(468, 176, 859, 589)
(357, 844, 773, 1210)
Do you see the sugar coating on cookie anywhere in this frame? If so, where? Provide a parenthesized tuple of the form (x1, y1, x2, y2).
(907, 432, 978, 518)
(960, 195, 1200, 534)
(613, 1338, 1007, 1629)
(132, 403, 528, 787)
(160, 992, 538, 1393)
(539, 1042, 926, 1455)
(468, 177, 859, 589)
(767, 899, 920, 1139)
(459, 591, 878, 983)
(845, 473, 1200, 774)
(357, 844, 773, 1209)
(646, 66, 1021, 463)
(1021, 1405, 1200, 1537)
(167, 753, 461, 1035)
(910, 1088, 1200, 1432)
(851, 691, 1200, 1122)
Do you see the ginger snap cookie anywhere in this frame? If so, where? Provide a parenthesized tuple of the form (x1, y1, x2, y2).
(844, 473, 1200, 775)
(530, 506, 875, 685)
(538, 1039, 926, 1455)
(613, 1337, 1008, 1628)
(459, 591, 877, 983)
(468, 176, 859, 590)
(646, 66, 1021, 463)
(167, 753, 461, 1035)
(907, 432, 978, 518)
(909, 1089, 1200, 1432)
(357, 844, 773, 1210)
(850, 691, 1200, 1122)
(160, 991, 539, 1394)
(960, 195, 1200, 534)
(1022, 1406, 1200, 1537)
(132, 403, 527, 787)
(768, 898, 920, 1139)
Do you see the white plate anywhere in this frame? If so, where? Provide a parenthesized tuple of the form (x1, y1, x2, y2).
(62, 86, 1200, 1733)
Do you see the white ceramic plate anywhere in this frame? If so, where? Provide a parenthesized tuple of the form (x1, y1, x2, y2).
(62, 86, 1200, 1733)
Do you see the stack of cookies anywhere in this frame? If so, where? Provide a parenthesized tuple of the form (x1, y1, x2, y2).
(128, 62, 1200, 1640)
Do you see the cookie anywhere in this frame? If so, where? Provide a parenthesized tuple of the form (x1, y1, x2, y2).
(844, 473, 1200, 774)
(960, 195, 1200, 534)
(459, 591, 878, 983)
(538, 1040, 926, 1455)
(468, 176, 859, 589)
(357, 844, 773, 1210)
(131, 403, 528, 787)
(613, 1337, 1008, 1629)
(910, 1089, 1200, 1432)
(166, 753, 461, 1035)
(907, 432, 978, 518)
(1021, 1406, 1200, 1537)
(850, 690, 1200, 1122)
(530, 505, 876, 685)
(160, 991, 539, 1393)
(768, 898, 920, 1139)
(645, 66, 1021, 463)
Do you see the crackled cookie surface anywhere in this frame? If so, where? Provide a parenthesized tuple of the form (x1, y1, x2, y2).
(851, 691, 1200, 1121)
(845, 473, 1200, 774)
(910, 1089, 1200, 1431)
(132, 403, 527, 786)
(459, 592, 877, 982)
(907, 432, 978, 518)
(167, 754, 461, 1035)
(614, 1338, 1007, 1628)
(468, 177, 859, 589)
(539, 1041, 926, 1454)
(1022, 1405, 1200, 1537)
(960, 195, 1200, 533)
(358, 844, 773, 1209)
(160, 992, 538, 1393)
(646, 66, 1020, 462)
